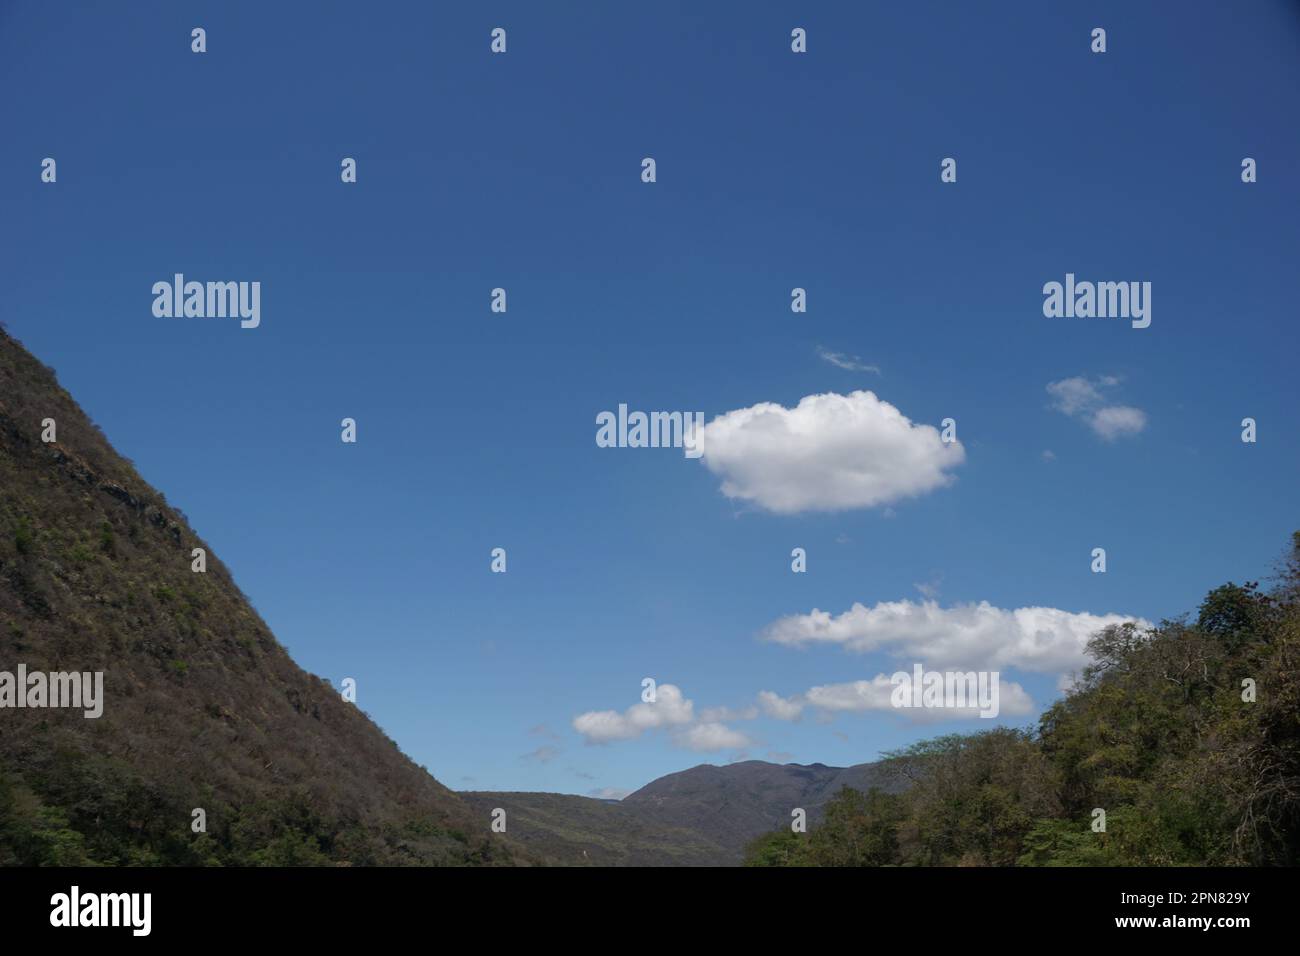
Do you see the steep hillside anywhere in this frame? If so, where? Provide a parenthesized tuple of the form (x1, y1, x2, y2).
(0, 328, 515, 865)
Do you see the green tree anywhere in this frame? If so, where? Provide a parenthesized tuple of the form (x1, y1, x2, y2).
(742, 829, 806, 867)
(805, 787, 901, 866)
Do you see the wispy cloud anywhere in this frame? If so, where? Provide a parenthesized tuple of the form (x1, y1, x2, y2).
(1046, 375, 1147, 441)
(757, 690, 804, 721)
(913, 576, 943, 600)
(520, 745, 560, 764)
(817, 346, 880, 374)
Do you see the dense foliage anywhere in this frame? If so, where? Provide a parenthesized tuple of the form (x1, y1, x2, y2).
(746, 536, 1300, 866)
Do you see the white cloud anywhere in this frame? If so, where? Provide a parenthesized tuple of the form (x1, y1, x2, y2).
(700, 704, 759, 722)
(816, 346, 880, 374)
(761, 674, 1034, 723)
(1046, 376, 1105, 416)
(572, 684, 752, 753)
(1089, 405, 1147, 440)
(754, 681, 1034, 723)
(804, 675, 1035, 720)
(804, 676, 896, 712)
(572, 650, 1059, 754)
(699, 390, 965, 514)
(761, 600, 1150, 675)
(757, 690, 804, 721)
(1046, 375, 1147, 441)
(589, 787, 631, 801)
(571, 683, 695, 743)
(677, 722, 754, 752)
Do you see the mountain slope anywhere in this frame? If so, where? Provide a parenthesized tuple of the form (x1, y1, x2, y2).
(623, 760, 906, 860)
(0, 328, 515, 865)
(460, 791, 731, 866)
(467, 760, 907, 865)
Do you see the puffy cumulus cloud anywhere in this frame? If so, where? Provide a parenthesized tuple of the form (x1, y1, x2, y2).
(571, 683, 695, 743)
(572, 684, 751, 753)
(803, 676, 895, 712)
(1046, 375, 1147, 441)
(698, 391, 964, 514)
(761, 600, 1150, 675)
(572, 663, 1047, 754)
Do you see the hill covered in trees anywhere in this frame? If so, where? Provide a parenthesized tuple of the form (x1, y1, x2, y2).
(745, 540, 1300, 866)
(460, 790, 732, 865)
(0, 328, 519, 866)
(465, 759, 905, 865)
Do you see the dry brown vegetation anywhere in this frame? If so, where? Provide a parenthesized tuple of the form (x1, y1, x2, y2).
(0, 328, 519, 865)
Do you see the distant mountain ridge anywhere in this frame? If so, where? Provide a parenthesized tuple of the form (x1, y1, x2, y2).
(467, 759, 907, 865)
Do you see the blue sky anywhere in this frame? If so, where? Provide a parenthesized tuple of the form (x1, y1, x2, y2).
(2, 1, 1298, 798)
